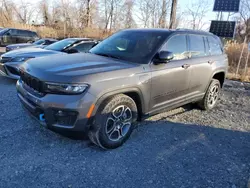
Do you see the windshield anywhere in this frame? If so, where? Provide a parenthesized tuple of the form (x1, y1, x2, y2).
(90, 30, 169, 64)
(33, 39, 45, 45)
(45, 39, 78, 51)
(0, 28, 9, 35)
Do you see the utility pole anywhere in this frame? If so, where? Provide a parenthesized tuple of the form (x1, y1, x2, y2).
(169, 0, 177, 29)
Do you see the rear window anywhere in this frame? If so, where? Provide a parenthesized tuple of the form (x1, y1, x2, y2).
(207, 36, 223, 55)
(189, 35, 206, 57)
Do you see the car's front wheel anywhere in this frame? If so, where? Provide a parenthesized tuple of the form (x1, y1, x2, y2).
(88, 94, 138, 149)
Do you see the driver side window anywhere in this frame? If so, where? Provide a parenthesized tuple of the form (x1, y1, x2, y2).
(162, 35, 188, 60)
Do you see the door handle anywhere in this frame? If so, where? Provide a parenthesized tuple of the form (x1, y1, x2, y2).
(182, 64, 191, 69)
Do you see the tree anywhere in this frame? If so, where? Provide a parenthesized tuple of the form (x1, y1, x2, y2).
(123, 0, 135, 28)
(237, 0, 250, 42)
(185, 0, 210, 30)
(39, 0, 50, 26)
(169, 0, 177, 29)
(14, 0, 35, 24)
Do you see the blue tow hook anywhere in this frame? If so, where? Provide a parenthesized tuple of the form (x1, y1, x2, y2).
(39, 114, 45, 122)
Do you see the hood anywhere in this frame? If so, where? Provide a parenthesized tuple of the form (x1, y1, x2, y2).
(21, 53, 138, 82)
(2, 48, 64, 58)
(7, 43, 34, 49)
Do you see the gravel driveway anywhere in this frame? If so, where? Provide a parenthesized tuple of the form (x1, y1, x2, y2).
(0, 76, 249, 188)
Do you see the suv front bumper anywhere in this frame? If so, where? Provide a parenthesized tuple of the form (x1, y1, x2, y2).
(16, 80, 96, 132)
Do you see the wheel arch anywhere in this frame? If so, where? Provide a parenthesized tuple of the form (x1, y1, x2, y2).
(212, 71, 226, 87)
(92, 88, 145, 121)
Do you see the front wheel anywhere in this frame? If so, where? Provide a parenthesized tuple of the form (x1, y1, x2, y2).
(88, 94, 138, 149)
(198, 79, 221, 110)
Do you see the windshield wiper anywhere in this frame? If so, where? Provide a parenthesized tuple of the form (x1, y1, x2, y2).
(94, 53, 120, 60)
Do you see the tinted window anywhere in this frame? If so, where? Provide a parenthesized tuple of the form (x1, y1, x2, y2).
(162, 34, 188, 60)
(9, 29, 18, 35)
(208, 36, 223, 55)
(0, 28, 9, 35)
(45, 39, 78, 51)
(16, 30, 26, 36)
(71, 42, 95, 53)
(33, 39, 45, 45)
(45, 40, 56, 45)
(31, 32, 38, 37)
(189, 35, 206, 57)
(90, 30, 168, 64)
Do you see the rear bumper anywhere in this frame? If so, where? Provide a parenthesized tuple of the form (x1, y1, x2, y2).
(16, 80, 96, 132)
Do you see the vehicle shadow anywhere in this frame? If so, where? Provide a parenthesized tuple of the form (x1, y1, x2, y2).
(45, 115, 250, 187)
(0, 76, 17, 85)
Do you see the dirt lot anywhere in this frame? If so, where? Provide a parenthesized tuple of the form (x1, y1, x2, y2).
(0, 76, 249, 188)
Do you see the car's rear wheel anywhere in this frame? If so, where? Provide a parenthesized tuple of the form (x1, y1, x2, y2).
(88, 94, 138, 149)
(198, 79, 221, 110)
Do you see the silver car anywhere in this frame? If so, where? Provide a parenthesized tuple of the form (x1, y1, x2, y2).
(0, 38, 98, 79)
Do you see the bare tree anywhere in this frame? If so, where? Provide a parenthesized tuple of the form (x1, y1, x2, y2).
(14, 0, 35, 24)
(0, 0, 15, 26)
(185, 0, 210, 30)
(169, 0, 177, 29)
(237, 0, 250, 42)
(122, 0, 135, 28)
(159, 0, 171, 28)
(39, 0, 50, 26)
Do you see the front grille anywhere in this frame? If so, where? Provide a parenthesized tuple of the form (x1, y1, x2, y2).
(0, 57, 12, 64)
(20, 71, 44, 94)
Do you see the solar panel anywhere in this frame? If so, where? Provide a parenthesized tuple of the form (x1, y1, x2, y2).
(209, 21, 236, 38)
(213, 0, 240, 12)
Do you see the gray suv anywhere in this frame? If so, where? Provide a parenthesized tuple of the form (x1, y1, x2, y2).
(16, 29, 228, 149)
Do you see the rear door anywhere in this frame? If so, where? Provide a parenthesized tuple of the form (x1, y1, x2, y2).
(16, 30, 25, 43)
(150, 34, 192, 112)
(187, 34, 213, 96)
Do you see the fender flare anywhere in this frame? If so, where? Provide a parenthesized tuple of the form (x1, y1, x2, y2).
(91, 87, 146, 118)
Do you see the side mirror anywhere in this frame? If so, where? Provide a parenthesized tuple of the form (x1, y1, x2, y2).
(153, 51, 174, 65)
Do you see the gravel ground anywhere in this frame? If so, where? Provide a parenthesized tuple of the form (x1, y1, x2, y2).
(0, 76, 249, 188)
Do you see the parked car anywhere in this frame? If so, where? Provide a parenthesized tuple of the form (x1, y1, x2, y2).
(0, 38, 99, 79)
(6, 38, 58, 52)
(16, 29, 228, 149)
(0, 28, 39, 46)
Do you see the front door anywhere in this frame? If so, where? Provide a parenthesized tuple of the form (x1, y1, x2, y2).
(149, 34, 191, 112)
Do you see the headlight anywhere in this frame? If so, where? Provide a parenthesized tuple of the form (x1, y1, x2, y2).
(11, 57, 33, 62)
(45, 82, 89, 94)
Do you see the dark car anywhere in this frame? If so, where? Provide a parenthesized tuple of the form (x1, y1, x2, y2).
(0, 38, 99, 79)
(6, 38, 58, 52)
(17, 29, 228, 149)
(0, 28, 39, 46)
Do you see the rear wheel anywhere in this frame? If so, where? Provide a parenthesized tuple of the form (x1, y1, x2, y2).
(88, 94, 138, 149)
(198, 79, 221, 110)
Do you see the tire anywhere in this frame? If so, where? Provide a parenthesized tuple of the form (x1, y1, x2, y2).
(198, 79, 221, 110)
(88, 94, 138, 149)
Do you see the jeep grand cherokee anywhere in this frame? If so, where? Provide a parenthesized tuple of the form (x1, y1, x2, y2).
(16, 29, 228, 149)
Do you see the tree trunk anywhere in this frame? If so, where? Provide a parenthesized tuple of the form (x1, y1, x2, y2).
(169, 0, 177, 29)
(86, 0, 90, 27)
